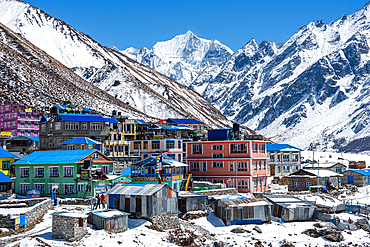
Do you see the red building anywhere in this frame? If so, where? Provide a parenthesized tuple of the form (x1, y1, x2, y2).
(186, 140, 268, 193)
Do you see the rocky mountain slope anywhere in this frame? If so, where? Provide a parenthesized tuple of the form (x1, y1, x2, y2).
(0, 0, 230, 127)
(123, 31, 233, 94)
(0, 22, 150, 119)
(192, 2, 370, 153)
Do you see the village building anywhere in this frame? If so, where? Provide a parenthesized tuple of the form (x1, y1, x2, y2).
(303, 161, 347, 173)
(13, 149, 116, 198)
(158, 118, 206, 136)
(212, 197, 272, 226)
(60, 137, 102, 152)
(0, 147, 18, 177)
(267, 144, 302, 177)
(39, 113, 112, 151)
(0, 102, 42, 137)
(6, 136, 39, 155)
(186, 131, 268, 193)
(340, 169, 370, 186)
(178, 191, 207, 213)
(129, 154, 187, 190)
(0, 131, 12, 148)
(107, 183, 178, 218)
(90, 209, 130, 233)
(0, 170, 14, 193)
(286, 169, 342, 192)
(51, 211, 88, 241)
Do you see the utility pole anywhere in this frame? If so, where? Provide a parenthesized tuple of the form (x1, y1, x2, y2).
(90, 155, 93, 212)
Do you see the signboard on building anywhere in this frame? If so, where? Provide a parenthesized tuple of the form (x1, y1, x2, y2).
(25, 109, 32, 112)
(27, 189, 40, 198)
(95, 184, 107, 194)
(1, 132, 12, 136)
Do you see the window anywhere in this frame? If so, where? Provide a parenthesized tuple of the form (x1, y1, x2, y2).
(336, 167, 342, 173)
(192, 144, 202, 154)
(20, 167, 29, 178)
(262, 161, 266, 170)
(34, 183, 45, 194)
(258, 144, 266, 153)
(292, 165, 299, 172)
(230, 143, 248, 153)
(90, 123, 103, 130)
(237, 161, 249, 171)
(102, 165, 109, 174)
(189, 161, 200, 171)
(41, 125, 46, 132)
(277, 165, 281, 173)
(306, 181, 313, 187)
(152, 141, 160, 149)
(292, 153, 299, 161)
(238, 179, 249, 189)
(20, 121, 25, 127)
(253, 178, 257, 188)
(212, 145, 223, 150)
(27, 121, 31, 127)
(77, 183, 85, 192)
(178, 140, 181, 149)
(65, 122, 79, 130)
(143, 141, 148, 149)
(259, 177, 263, 187)
(166, 140, 175, 149)
(81, 122, 87, 130)
(229, 161, 234, 171)
(283, 165, 290, 172)
(93, 153, 99, 159)
(202, 161, 207, 171)
(253, 161, 257, 170)
(283, 154, 290, 161)
(270, 154, 275, 162)
(133, 141, 140, 150)
(5, 105, 9, 111)
(212, 153, 223, 158)
(258, 161, 262, 170)
(252, 143, 258, 153)
(20, 183, 30, 194)
(12, 122, 15, 127)
(27, 113, 32, 118)
(34, 113, 39, 119)
(49, 184, 59, 194)
(64, 184, 74, 194)
(212, 161, 223, 167)
(63, 167, 74, 177)
(34, 167, 44, 178)
(27, 130, 31, 136)
(2, 160, 10, 170)
(277, 154, 281, 162)
(212, 180, 224, 184)
(55, 122, 61, 130)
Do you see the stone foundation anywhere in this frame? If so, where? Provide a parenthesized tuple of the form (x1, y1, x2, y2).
(147, 214, 180, 230)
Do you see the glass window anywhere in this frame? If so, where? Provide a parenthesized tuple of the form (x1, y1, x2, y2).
(152, 141, 160, 149)
(230, 143, 248, 153)
(283, 154, 290, 161)
(20, 121, 25, 127)
(64, 184, 74, 194)
(252, 143, 258, 153)
(93, 153, 99, 159)
(258, 144, 266, 153)
(283, 165, 290, 172)
(212, 145, 223, 150)
(90, 123, 103, 130)
(253, 178, 257, 188)
(49, 184, 60, 194)
(34, 167, 44, 178)
(306, 181, 313, 187)
(270, 153, 275, 162)
(292, 153, 299, 161)
(258, 161, 262, 170)
(166, 140, 175, 149)
(49, 167, 59, 177)
(2, 160, 10, 170)
(143, 141, 148, 149)
(77, 183, 85, 192)
(202, 161, 207, 171)
(63, 167, 74, 177)
(55, 122, 61, 130)
(336, 167, 342, 173)
(133, 141, 140, 150)
(278, 165, 281, 173)
(229, 161, 234, 171)
(212, 153, 223, 158)
(189, 161, 200, 171)
(292, 165, 299, 172)
(65, 122, 79, 130)
(212, 161, 223, 167)
(34, 183, 45, 194)
(178, 140, 181, 149)
(20, 167, 29, 178)
(20, 183, 30, 194)
(20, 112, 26, 118)
(237, 161, 249, 171)
(81, 122, 87, 130)
(238, 179, 249, 189)
(253, 161, 257, 170)
(102, 165, 109, 174)
(192, 144, 202, 154)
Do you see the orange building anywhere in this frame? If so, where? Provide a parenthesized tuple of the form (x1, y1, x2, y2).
(186, 139, 268, 193)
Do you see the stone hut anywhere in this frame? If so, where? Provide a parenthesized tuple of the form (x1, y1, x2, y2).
(52, 211, 88, 241)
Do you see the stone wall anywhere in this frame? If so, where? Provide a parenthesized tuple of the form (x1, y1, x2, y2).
(0, 214, 16, 229)
(193, 188, 238, 196)
(59, 198, 92, 206)
(25, 199, 52, 227)
(52, 214, 87, 241)
(147, 214, 179, 230)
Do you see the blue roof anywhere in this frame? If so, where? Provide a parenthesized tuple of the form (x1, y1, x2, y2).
(346, 169, 370, 176)
(0, 147, 18, 158)
(58, 114, 106, 122)
(121, 167, 131, 176)
(13, 150, 96, 165)
(80, 107, 91, 111)
(267, 144, 303, 152)
(0, 171, 14, 183)
(60, 137, 101, 145)
(166, 118, 205, 125)
(7, 136, 39, 142)
(104, 118, 119, 123)
(134, 119, 149, 125)
(150, 124, 192, 130)
(54, 105, 68, 110)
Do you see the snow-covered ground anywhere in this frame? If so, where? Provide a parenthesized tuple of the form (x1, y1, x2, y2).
(1, 187, 370, 246)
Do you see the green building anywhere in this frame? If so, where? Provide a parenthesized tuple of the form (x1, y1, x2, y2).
(13, 149, 116, 198)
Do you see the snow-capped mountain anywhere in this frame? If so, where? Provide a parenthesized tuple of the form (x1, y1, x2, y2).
(196, 2, 370, 153)
(0, 22, 150, 119)
(0, 0, 230, 127)
(123, 31, 233, 93)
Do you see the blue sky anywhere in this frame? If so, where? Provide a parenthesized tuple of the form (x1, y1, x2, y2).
(27, 0, 368, 51)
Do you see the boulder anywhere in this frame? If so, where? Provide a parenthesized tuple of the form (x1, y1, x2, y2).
(230, 227, 246, 234)
(253, 226, 262, 233)
(349, 224, 358, 231)
(322, 222, 338, 230)
(213, 241, 225, 247)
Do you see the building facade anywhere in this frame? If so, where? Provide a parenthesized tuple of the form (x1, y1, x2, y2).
(186, 140, 268, 193)
(130, 139, 184, 162)
(267, 144, 302, 177)
(13, 150, 115, 198)
(0, 147, 18, 177)
(0, 102, 42, 137)
(340, 169, 370, 187)
(286, 169, 342, 191)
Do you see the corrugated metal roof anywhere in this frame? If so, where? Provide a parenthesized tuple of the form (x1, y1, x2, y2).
(60, 137, 101, 145)
(104, 118, 120, 123)
(0, 170, 14, 183)
(219, 198, 271, 207)
(108, 183, 165, 196)
(149, 124, 192, 130)
(13, 150, 95, 165)
(7, 136, 39, 142)
(80, 107, 91, 111)
(166, 119, 205, 125)
(264, 194, 303, 203)
(346, 169, 370, 176)
(0, 147, 18, 158)
(120, 167, 131, 176)
(54, 105, 68, 109)
(267, 144, 303, 152)
(58, 114, 106, 122)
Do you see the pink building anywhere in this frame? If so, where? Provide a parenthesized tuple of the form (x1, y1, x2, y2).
(0, 102, 42, 137)
(130, 139, 184, 162)
(186, 140, 268, 193)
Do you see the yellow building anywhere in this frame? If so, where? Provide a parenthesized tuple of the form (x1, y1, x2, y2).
(0, 147, 18, 176)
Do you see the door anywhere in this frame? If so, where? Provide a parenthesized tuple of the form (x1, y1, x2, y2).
(347, 176, 354, 184)
(270, 165, 275, 176)
(115, 198, 120, 209)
